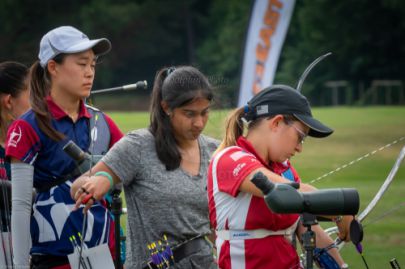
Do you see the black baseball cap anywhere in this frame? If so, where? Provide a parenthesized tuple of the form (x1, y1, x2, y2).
(243, 85, 333, 138)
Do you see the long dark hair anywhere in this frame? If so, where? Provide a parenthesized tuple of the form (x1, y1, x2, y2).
(30, 54, 66, 141)
(0, 61, 28, 141)
(149, 66, 213, 171)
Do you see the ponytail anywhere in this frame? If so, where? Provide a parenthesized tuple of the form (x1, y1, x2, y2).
(30, 61, 64, 141)
(216, 107, 245, 153)
(216, 107, 274, 154)
(149, 68, 180, 170)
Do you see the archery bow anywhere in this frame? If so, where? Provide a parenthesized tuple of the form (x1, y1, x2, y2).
(325, 145, 405, 248)
(296, 52, 332, 93)
(0, 180, 12, 268)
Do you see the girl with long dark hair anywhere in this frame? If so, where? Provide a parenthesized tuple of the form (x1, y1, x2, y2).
(72, 66, 218, 269)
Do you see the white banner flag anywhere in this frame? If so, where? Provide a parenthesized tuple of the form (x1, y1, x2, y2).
(238, 0, 295, 107)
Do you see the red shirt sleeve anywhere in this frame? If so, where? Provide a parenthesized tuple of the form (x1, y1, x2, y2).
(6, 120, 41, 163)
(215, 148, 263, 197)
(103, 113, 124, 148)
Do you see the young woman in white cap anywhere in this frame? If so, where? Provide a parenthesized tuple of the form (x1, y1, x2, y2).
(6, 26, 123, 268)
(207, 85, 352, 269)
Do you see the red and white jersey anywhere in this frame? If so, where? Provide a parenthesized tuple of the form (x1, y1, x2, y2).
(207, 137, 301, 269)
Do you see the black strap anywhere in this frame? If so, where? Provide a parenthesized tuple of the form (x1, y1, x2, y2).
(31, 254, 69, 268)
(172, 236, 208, 263)
(142, 237, 209, 269)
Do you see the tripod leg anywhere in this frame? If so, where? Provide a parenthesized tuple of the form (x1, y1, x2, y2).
(112, 193, 123, 269)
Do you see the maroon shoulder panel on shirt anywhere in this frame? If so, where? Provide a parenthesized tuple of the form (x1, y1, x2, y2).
(6, 119, 40, 162)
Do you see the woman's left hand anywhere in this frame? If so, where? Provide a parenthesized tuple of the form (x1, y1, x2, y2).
(336, 215, 355, 242)
(72, 173, 112, 213)
(71, 162, 119, 213)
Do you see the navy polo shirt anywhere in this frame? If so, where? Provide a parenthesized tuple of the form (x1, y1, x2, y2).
(6, 96, 123, 257)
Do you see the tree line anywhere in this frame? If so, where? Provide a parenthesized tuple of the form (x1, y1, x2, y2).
(1, 0, 404, 109)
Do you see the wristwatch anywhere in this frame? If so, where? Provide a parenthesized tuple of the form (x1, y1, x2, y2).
(341, 263, 349, 269)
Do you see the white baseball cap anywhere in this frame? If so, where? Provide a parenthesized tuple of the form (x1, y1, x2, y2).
(38, 26, 112, 67)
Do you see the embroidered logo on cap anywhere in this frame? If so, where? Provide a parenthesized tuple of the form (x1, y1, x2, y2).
(256, 105, 268, 116)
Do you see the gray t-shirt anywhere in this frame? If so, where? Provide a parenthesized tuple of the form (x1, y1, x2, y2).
(102, 128, 218, 268)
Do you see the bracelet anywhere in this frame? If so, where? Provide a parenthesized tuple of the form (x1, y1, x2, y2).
(94, 171, 114, 191)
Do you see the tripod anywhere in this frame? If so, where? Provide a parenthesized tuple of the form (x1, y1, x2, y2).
(301, 213, 318, 269)
(111, 185, 123, 269)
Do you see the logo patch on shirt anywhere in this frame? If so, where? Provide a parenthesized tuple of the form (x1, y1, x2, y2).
(230, 151, 250, 161)
(91, 126, 98, 142)
(233, 162, 246, 177)
(8, 126, 22, 147)
(230, 231, 253, 240)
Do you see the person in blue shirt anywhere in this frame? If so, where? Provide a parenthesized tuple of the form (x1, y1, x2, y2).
(6, 26, 123, 269)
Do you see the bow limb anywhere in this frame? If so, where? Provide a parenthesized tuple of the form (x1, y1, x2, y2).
(358, 145, 405, 222)
(326, 145, 405, 249)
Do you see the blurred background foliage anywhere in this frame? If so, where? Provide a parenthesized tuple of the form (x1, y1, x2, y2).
(1, 0, 404, 109)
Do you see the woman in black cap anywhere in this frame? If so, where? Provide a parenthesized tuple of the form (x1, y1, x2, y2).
(207, 85, 351, 269)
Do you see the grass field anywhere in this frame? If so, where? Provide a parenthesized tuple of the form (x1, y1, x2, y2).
(108, 106, 405, 268)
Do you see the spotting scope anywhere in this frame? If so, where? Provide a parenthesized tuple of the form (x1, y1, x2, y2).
(251, 172, 359, 215)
